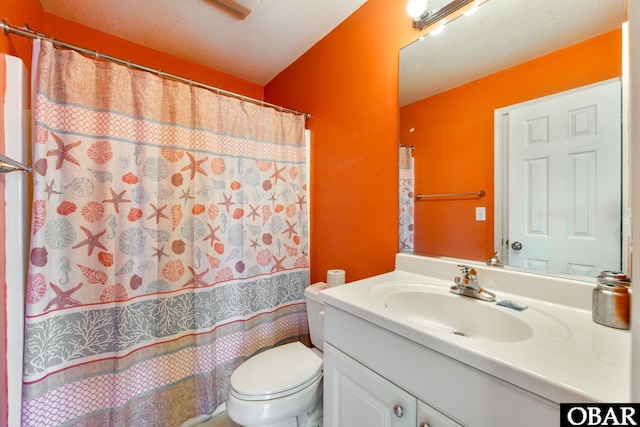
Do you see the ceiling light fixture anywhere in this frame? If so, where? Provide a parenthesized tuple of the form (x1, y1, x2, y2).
(207, 0, 253, 20)
(406, 0, 430, 21)
(407, 0, 477, 31)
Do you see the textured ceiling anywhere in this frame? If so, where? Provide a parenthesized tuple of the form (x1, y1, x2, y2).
(39, 0, 368, 85)
(400, 0, 628, 106)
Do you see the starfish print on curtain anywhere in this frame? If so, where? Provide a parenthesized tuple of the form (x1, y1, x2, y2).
(23, 39, 310, 427)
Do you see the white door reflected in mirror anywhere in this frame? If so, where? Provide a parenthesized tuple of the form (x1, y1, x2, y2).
(499, 79, 622, 277)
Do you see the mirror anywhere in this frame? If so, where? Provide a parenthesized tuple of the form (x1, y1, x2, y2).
(399, 0, 629, 279)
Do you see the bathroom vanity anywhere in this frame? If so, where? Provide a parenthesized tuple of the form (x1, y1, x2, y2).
(320, 254, 631, 427)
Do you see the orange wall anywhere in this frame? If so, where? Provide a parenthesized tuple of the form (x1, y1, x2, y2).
(265, 0, 418, 283)
(399, 30, 622, 261)
(0, 0, 43, 77)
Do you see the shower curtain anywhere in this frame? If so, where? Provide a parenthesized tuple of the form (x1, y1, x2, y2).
(399, 146, 414, 252)
(23, 39, 310, 426)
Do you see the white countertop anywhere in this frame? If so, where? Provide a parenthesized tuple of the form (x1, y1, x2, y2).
(319, 253, 632, 404)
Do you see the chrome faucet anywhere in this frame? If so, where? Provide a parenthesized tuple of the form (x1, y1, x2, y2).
(451, 265, 496, 302)
(486, 252, 504, 267)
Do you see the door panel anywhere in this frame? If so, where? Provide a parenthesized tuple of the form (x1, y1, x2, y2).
(508, 80, 621, 276)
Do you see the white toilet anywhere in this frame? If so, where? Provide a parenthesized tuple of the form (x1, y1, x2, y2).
(226, 282, 326, 427)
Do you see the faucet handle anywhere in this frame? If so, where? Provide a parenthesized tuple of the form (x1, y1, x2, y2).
(457, 264, 477, 280)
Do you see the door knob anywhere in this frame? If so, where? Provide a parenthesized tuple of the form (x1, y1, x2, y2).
(393, 404, 403, 418)
(511, 241, 523, 250)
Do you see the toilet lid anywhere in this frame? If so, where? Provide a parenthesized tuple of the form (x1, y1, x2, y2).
(230, 341, 323, 401)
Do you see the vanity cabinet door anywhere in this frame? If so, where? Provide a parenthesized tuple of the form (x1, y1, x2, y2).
(324, 343, 416, 427)
(418, 400, 461, 427)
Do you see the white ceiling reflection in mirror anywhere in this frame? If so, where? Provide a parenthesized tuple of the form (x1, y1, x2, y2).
(399, 0, 627, 107)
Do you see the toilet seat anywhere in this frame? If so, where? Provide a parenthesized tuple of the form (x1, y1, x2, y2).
(230, 341, 323, 401)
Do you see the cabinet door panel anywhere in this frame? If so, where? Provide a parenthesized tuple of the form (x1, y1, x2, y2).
(324, 344, 416, 427)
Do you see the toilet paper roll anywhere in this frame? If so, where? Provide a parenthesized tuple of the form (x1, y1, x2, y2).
(327, 269, 346, 287)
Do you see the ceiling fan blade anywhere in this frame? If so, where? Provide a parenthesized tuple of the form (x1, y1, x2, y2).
(207, 0, 253, 20)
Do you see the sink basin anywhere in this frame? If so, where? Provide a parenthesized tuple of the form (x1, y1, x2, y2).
(372, 282, 533, 343)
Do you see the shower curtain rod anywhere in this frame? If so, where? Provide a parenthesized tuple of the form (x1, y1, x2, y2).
(0, 153, 32, 174)
(1, 20, 311, 120)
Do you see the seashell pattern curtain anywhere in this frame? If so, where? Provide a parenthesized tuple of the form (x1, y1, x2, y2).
(23, 39, 310, 426)
(399, 145, 414, 252)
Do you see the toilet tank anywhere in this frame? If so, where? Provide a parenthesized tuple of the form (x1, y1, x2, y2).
(304, 282, 326, 352)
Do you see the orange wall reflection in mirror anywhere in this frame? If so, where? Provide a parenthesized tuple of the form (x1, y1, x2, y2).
(400, 29, 622, 260)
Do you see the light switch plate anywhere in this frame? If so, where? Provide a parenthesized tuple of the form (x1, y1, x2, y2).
(475, 207, 486, 221)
